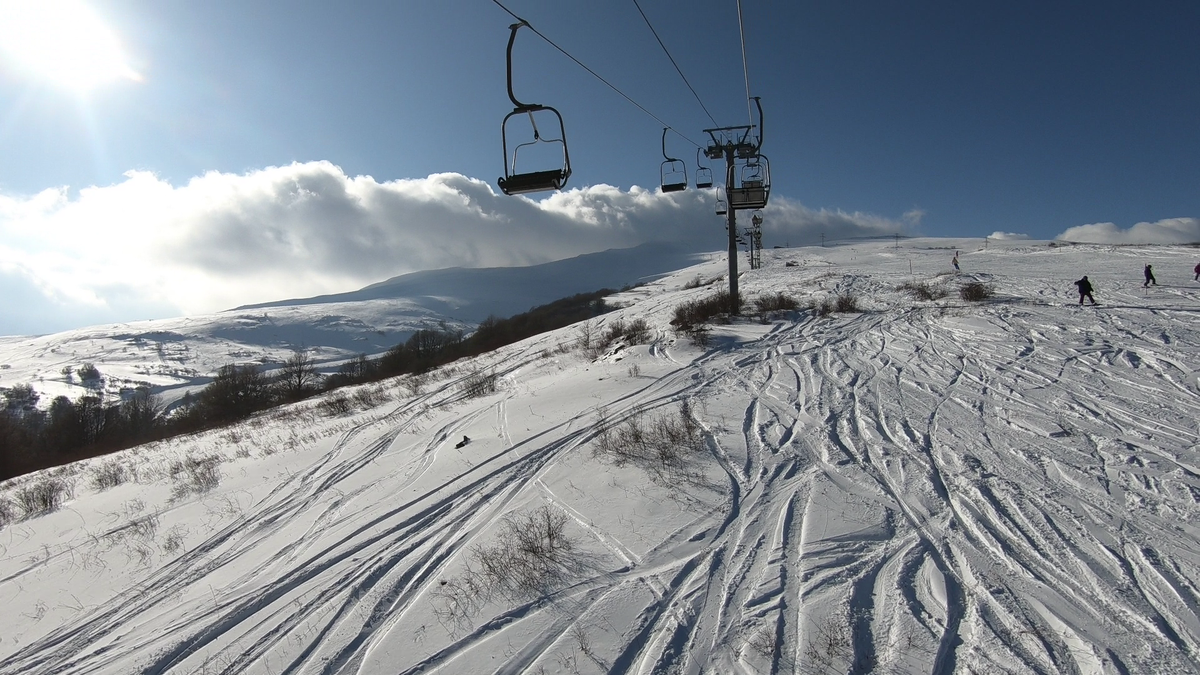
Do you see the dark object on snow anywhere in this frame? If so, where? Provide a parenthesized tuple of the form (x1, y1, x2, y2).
(1194, 262, 1200, 281)
(454, 435, 470, 449)
(1144, 264, 1157, 287)
(1074, 276, 1096, 305)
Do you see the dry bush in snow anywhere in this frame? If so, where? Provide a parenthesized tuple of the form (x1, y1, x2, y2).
(960, 281, 993, 301)
(899, 281, 948, 301)
(461, 370, 499, 399)
(0, 497, 15, 527)
(433, 505, 579, 631)
(169, 454, 221, 498)
(14, 478, 74, 517)
(592, 401, 707, 487)
(320, 392, 352, 416)
(754, 292, 800, 322)
(90, 461, 130, 491)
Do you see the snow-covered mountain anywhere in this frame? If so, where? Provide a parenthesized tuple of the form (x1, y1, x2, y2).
(0, 242, 707, 407)
(1, 238, 1199, 674)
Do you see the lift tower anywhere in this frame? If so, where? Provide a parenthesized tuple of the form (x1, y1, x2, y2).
(703, 97, 769, 315)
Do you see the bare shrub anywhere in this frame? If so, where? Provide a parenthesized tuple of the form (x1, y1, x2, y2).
(621, 318, 651, 344)
(170, 454, 221, 498)
(592, 402, 706, 486)
(810, 298, 834, 317)
(960, 281, 993, 301)
(161, 526, 188, 555)
(433, 505, 579, 630)
(78, 363, 101, 381)
(0, 497, 15, 527)
(575, 321, 598, 357)
(91, 462, 130, 491)
(672, 290, 740, 332)
(682, 275, 707, 289)
(899, 281, 947, 301)
(754, 292, 799, 322)
(834, 293, 859, 313)
(683, 324, 711, 348)
(805, 615, 852, 671)
(352, 385, 390, 409)
(402, 373, 428, 397)
(320, 393, 352, 416)
(14, 478, 73, 517)
(461, 370, 498, 398)
(754, 292, 799, 314)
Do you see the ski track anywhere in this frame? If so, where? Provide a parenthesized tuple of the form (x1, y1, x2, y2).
(2, 244, 1200, 674)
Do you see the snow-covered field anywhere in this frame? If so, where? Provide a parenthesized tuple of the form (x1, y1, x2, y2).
(1, 238, 1198, 674)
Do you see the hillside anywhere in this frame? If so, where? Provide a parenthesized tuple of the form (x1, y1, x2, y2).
(0, 243, 704, 408)
(1, 238, 1198, 674)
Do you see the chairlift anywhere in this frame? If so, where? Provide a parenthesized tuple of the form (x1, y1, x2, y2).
(728, 154, 770, 210)
(498, 22, 571, 196)
(751, 210, 763, 227)
(660, 128, 688, 193)
(715, 190, 728, 216)
(695, 148, 713, 189)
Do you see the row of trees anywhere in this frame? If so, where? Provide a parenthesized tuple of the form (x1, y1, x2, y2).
(1, 289, 618, 480)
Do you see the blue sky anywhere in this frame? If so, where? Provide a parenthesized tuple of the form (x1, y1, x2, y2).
(1, 0, 1198, 335)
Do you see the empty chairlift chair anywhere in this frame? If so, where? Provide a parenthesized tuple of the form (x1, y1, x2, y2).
(498, 22, 572, 196)
(727, 155, 770, 210)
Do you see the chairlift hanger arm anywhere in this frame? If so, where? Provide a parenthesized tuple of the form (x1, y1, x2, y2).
(505, 21, 538, 110)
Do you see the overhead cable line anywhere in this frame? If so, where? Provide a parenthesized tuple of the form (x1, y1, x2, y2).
(631, 0, 719, 128)
(489, 0, 703, 149)
(736, 0, 753, 126)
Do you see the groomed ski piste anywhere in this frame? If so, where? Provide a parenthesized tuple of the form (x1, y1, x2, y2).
(1, 237, 1198, 674)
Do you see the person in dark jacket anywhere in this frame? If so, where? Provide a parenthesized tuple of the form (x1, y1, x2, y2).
(1074, 276, 1096, 305)
(1144, 264, 1157, 287)
(1193, 262, 1199, 281)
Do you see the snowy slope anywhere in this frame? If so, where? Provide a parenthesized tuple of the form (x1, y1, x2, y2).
(0, 243, 705, 408)
(1, 238, 1199, 674)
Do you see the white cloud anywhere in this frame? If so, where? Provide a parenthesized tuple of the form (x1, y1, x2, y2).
(987, 231, 1030, 240)
(0, 161, 905, 334)
(1056, 218, 1200, 245)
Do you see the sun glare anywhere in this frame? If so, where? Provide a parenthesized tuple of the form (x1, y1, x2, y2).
(0, 0, 141, 92)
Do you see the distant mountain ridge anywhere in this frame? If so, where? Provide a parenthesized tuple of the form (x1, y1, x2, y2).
(236, 242, 708, 323)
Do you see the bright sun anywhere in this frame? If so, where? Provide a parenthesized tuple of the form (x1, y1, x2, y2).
(0, 0, 141, 92)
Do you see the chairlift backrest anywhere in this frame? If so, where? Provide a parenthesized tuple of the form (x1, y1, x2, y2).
(497, 22, 571, 196)
(715, 190, 728, 215)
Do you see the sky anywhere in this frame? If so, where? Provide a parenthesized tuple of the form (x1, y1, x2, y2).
(1, 0, 1198, 336)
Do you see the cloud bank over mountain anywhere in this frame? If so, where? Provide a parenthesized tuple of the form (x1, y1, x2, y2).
(1055, 217, 1200, 245)
(0, 161, 903, 335)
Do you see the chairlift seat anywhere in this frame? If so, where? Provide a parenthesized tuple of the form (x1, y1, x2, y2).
(729, 183, 768, 210)
(661, 181, 688, 193)
(499, 169, 568, 196)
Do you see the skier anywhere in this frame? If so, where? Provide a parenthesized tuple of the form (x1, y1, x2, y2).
(952, 254, 960, 272)
(1074, 276, 1096, 305)
(1193, 262, 1199, 281)
(454, 435, 470, 449)
(1143, 264, 1157, 287)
